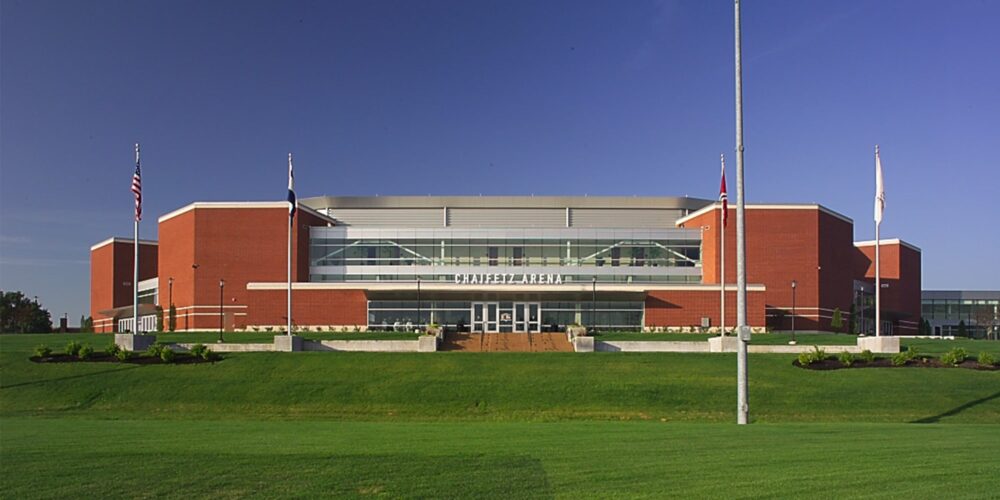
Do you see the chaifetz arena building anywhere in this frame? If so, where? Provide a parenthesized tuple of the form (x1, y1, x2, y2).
(89, 196, 921, 335)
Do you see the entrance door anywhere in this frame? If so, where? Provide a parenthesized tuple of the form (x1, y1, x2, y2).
(513, 302, 541, 332)
(472, 302, 500, 333)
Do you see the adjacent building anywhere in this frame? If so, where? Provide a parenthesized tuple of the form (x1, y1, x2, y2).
(89, 196, 922, 335)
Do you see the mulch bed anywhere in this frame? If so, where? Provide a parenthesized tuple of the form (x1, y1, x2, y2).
(30, 353, 220, 365)
(794, 358, 999, 371)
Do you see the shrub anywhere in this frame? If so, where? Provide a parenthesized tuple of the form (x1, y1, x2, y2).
(189, 344, 208, 358)
(891, 352, 910, 366)
(202, 349, 221, 362)
(64, 341, 82, 356)
(941, 347, 968, 366)
(105, 343, 121, 356)
(34, 345, 52, 358)
(77, 344, 94, 360)
(838, 351, 855, 367)
(977, 352, 997, 367)
(115, 349, 131, 362)
(145, 342, 166, 358)
(159, 347, 176, 363)
(797, 346, 827, 366)
(860, 349, 875, 363)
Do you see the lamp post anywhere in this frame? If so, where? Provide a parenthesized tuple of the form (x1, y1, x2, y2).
(191, 264, 199, 331)
(592, 276, 597, 333)
(790, 280, 797, 344)
(218, 278, 225, 343)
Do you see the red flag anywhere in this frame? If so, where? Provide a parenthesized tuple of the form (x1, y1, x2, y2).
(719, 155, 728, 228)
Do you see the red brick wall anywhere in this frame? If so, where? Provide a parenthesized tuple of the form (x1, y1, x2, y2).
(246, 289, 368, 328)
(680, 206, 857, 331)
(90, 240, 158, 332)
(157, 205, 329, 331)
(853, 242, 921, 334)
(644, 289, 766, 328)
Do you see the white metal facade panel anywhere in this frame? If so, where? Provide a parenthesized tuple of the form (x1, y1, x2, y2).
(447, 208, 565, 228)
(327, 208, 441, 227)
(569, 208, 681, 228)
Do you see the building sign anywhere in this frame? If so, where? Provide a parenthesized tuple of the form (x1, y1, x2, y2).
(453, 273, 564, 285)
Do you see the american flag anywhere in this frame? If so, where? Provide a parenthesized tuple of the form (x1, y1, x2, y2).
(131, 143, 142, 221)
(719, 154, 728, 228)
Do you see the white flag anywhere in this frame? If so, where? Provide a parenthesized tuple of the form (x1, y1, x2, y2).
(874, 146, 885, 225)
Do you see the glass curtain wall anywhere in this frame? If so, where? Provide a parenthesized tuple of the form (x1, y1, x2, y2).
(310, 228, 702, 283)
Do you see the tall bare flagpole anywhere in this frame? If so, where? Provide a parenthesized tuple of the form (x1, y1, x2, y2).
(734, 0, 749, 425)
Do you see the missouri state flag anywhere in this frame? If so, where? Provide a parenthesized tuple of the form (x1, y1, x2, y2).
(719, 154, 728, 228)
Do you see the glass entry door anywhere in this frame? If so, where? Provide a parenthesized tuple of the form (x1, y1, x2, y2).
(513, 302, 541, 333)
(472, 302, 499, 333)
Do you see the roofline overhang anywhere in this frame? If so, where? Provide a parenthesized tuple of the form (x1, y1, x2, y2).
(675, 203, 854, 227)
(853, 238, 921, 252)
(90, 237, 159, 252)
(247, 282, 766, 293)
(157, 201, 337, 224)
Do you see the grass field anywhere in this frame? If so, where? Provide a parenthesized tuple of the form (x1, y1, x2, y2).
(2, 333, 999, 498)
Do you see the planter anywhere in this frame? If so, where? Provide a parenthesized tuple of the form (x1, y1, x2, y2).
(567, 325, 588, 338)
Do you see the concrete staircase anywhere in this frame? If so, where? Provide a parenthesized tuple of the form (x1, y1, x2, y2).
(440, 332, 573, 352)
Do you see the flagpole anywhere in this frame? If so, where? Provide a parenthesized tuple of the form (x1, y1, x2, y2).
(287, 153, 293, 336)
(133, 143, 140, 334)
(734, 0, 749, 425)
(874, 145, 881, 337)
(720, 154, 726, 337)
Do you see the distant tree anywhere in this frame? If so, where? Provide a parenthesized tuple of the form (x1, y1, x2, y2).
(830, 307, 843, 332)
(957, 320, 968, 338)
(971, 306, 998, 341)
(168, 304, 177, 332)
(155, 305, 164, 332)
(0, 291, 53, 333)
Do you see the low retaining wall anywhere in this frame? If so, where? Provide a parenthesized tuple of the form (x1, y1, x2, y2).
(596, 341, 709, 352)
(303, 340, 422, 352)
(175, 343, 275, 352)
(748, 344, 858, 354)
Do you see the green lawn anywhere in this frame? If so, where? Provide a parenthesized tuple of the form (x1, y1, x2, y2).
(2, 418, 997, 498)
(2, 333, 999, 498)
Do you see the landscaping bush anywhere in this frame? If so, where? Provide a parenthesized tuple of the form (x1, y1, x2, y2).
(202, 349, 221, 362)
(941, 347, 968, 366)
(159, 347, 176, 363)
(977, 352, 997, 367)
(145, 343, 166, 358)
(797, 346, 827, 366)
(891, 352, 910, 367)
(65, 341, 82, 356)
(77, 344, 94, 360)
(838, 351, 855, 367)
(115, 349, 131, 362)
(860, 349, 875, 363)
(34, 345, 52, 358)
(189, 344, 208, 358)
(105, 343, 121, 356)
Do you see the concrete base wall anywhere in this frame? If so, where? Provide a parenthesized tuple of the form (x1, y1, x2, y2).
(857, 336, 901, 353)
(417, 335, 438, 352)
(274, 335, 304, 352)
(573, 336, 594, 352)
(176, 342, 275, 352)
(596, 341, 709, 352)
(707, 336, 742, 353)
(114, 334, 157, 352)
(303, 340, 422, 352)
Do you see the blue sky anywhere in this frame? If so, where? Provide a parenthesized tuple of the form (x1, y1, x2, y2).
(1, 0, 997, 323)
